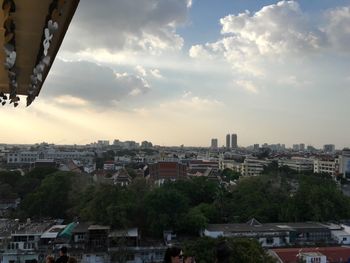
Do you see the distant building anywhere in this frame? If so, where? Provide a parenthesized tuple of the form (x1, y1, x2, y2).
(141, 141, 153, 148)
(338, 149, 350, 179)
(231, 134, 237, 148)
(226, 134, 230, 149)
(219, 159, 241, 172)
(149, 161, 187, 182)
(7, 150, 94, 165)
(253, 144, 260, 151)
(203, 221, 332, 248)
(278, 158, 313, 173)
(211, 138, 218, 149)
(97, 140, 110, 147)
(103, 161, 115, 171)
(313, 158, 337, 177)
(113, 140, 139, 149)
(299, 143, 305, 151)
(292, 144, 300, 151)
(323, 144, 335, 153)
(240, 158, 267, 176)
(189, 160, 219, 171)
(307, 145, 317, 152)
(270, 247, 350, 263)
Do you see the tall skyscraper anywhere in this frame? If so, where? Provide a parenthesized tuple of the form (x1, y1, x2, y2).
(231, 134, 237, 148)
(226, 134, 230, 149)
(211, 138, 218, 149)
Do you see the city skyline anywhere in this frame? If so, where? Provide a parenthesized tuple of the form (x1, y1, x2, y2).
(0, 0, 350, 148)
(0, 138, 344, 151)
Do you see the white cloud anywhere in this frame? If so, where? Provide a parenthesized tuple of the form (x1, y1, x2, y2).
(62, 0, 191, 54)
(188, 1, 350, 74)
(135, 65, 163, 79)
(189, 45, 215, 59)
(149, 68, 163, 79)
(325, 6, 350, 52)
(53, 95, 89, 106)
(235, 80, 259, 94)
(160, 92, 223, 111)
(135, 65, 147, 77)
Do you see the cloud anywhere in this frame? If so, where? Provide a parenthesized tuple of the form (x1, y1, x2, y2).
(159, 92, 223, 111)
(63, 0, 191, 54)
(135, 65, 164, 79)
(44, 60, 150, 108)
(149, 69, 163, 79)
(219, 1, 324, 54)
(188, 1, 350, 77)
(325, 6, 350, 52)
(189, 45, 215, 59)
(235, 80, 259, 94)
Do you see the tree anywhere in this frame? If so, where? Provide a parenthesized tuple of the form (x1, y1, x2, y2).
(145, 187, 189, 236)
(180, 207, 208, 235)
(221, 168, 240, 181)
(183, 237, 276, 263)
(21, 172, 73, 218)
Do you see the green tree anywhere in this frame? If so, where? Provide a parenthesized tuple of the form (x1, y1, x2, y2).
(145, 187, 189, 236)
(21, 172, 73, 218)
(221, 168, 241, 181)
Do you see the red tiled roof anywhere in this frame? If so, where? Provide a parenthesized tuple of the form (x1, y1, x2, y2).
(271, 247, 350, 263)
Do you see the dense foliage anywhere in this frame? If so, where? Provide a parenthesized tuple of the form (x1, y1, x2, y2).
(1, 166, 350, 238)
(183, 237, 276, 263)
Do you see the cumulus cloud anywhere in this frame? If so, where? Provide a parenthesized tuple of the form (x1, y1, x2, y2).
(325, 6, 350, 52)
(44, 60, 150, 107)
(189, 1, 350, 77)
(135, 65, 163, 79)
(63, 0, 191, 54)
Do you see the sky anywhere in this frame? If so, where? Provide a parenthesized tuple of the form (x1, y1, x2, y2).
(1, 0, 350, 148)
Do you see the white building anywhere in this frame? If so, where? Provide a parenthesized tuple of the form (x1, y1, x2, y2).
(219, 159, 241, 172)
(240, 158, 267, 176)
(278, 157, 313, 172)
(7, 150, 94, 165)
(313, 159, 337, 177)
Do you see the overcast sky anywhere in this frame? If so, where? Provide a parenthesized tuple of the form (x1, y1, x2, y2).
(1, 0, 350, 148)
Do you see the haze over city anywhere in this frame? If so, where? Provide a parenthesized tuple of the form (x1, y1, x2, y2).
(1, 0, 350, 148)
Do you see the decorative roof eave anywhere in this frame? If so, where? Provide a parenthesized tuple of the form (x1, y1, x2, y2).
(0, 0, 80, 107)
(27, 0, 80, 106)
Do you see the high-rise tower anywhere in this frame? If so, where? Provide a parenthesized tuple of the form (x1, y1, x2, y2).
(231, 134, 237, 148)
(226, 134, 230, 149)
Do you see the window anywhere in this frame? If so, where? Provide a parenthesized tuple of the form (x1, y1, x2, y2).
(266, 237, 274, 244)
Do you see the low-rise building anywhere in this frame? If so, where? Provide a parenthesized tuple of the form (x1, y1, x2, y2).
(313, 158, 337, 177)
(149, 161, 187, 183)
(203, 220, 333, 247)
(278, 157, 313, 172)
(270, 247, 350, 263)
(7, 150, 94, 165)
(240, 158, 267, 176)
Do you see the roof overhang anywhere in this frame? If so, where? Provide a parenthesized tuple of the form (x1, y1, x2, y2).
(0, 0, 80, 107)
